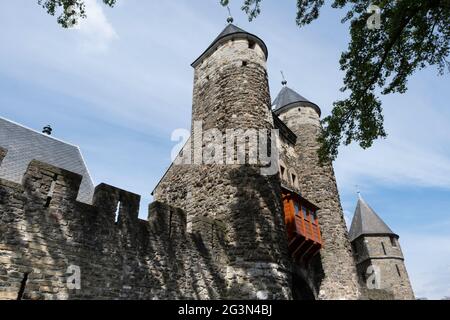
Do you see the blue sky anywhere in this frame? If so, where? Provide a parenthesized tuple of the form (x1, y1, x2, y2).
(1, 0, 449, 299)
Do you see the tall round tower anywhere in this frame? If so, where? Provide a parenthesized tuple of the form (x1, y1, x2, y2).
(273, 84, 361, 299)
(174, 22, 291, 299)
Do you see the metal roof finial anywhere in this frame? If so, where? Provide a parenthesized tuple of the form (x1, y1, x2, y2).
(226, 6, 234, 24)
(281, 71, 287, 86)
(356, 185, 362, 199)
(42, 125, 52, 135)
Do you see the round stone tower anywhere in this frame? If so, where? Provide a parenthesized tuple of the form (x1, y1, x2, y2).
(273, 84, 361, 299)
(185, 23, 292, 299)
(349, 195, 415, 299)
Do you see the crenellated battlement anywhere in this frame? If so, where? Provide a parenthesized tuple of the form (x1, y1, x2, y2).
(0, 159, 225, 300)
(0, 159, 189, 240)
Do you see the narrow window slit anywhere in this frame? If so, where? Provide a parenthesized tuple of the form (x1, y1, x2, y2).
(242, 61, 247, 67)
(381, 242, 387, 255)
(396, 264, 402, 277)
(211, 222, 215, 250)
(17, 272, 29, 300)
(114, 201, 121, 225)
(168, 209, 173, 238)
(44, 174, 57, 208)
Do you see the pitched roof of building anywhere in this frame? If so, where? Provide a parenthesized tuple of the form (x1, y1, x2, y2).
(191, 23, 268, 67)
(348, 195, 397, 241)
(272, 86, 321, 116)
(0, 117, 95, 204)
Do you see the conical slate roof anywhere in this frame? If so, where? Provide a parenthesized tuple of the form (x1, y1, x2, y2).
(348, 195, 397, 241)
(191, 23, 268, 67)
(272, 86, 321, 116)
(213, 23, 247, 43)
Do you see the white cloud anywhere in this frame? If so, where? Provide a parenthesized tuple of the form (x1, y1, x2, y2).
(74, 0, 118, 53)
(335, 138, 450, 193)
(400, 231, 450, 299)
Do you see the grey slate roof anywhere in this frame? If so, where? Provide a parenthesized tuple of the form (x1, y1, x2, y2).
(348, 195, 397, 241)
(191, 23, 268, 67)
(272, 86, 321, 116)
(212, 24, 247, 43)
(0, 117, 95, 204)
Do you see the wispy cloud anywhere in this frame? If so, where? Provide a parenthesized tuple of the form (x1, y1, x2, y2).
(1, 0, 449, 299)
(335, 137, 450, 192)
(400, 231, 450, 299)
(73, 0, 118, 53)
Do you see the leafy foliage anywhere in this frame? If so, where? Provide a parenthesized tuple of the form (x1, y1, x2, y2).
(223, 0, 450, 162)
(37, 0, 116, 28)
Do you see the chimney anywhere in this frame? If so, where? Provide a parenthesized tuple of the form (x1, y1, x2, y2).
(42, 125, 52, 135)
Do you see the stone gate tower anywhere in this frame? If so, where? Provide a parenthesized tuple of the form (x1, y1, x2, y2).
(273, 85, 361, 299)
(349, 195, 415, 299)
(153, 22, 292, 299)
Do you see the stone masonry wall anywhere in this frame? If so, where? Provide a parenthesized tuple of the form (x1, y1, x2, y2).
(278, 104, 361, 300)
(154, 38, 292, 299)
(0, 160, 241, 300)
(353, 235, 415, 300)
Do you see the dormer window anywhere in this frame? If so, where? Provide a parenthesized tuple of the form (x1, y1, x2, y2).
(248, 40, 256, 49)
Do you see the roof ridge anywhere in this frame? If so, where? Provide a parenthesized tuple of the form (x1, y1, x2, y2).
(0, 116, 79, 148)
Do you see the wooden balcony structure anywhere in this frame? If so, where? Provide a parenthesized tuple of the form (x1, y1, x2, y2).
(282, 187, 323, 263)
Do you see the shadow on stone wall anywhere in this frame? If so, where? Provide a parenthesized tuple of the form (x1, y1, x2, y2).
(1, 160, 317, 300)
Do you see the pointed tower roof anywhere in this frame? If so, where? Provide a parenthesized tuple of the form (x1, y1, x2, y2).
(348, 195, 397, 241)
(191, 23, 268, 68)
(272, 86, 321, 116)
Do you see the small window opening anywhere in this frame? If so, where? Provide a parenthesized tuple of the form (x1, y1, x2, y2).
(280, 166, 285, 179)
(242, 61, 248, 67)
(44, 174, 57, 208)
(291, 174, 297, 185)
(17, 272, 29, 300)
(352, 242, 359, 256)
(248, 40, 256, 49)
(114, 201, 121, 225)
(396, 264, 402, 277)
(310, 211, 316, 223)
(381, 242, 387, 255)
(390, 236, 397, 247)
(294, 202, 300, 216)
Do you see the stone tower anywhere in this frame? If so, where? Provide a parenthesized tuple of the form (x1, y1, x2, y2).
(153, 23, 292, 299)
(349, 195, 415, 300)
(272, 85, 361, 299)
